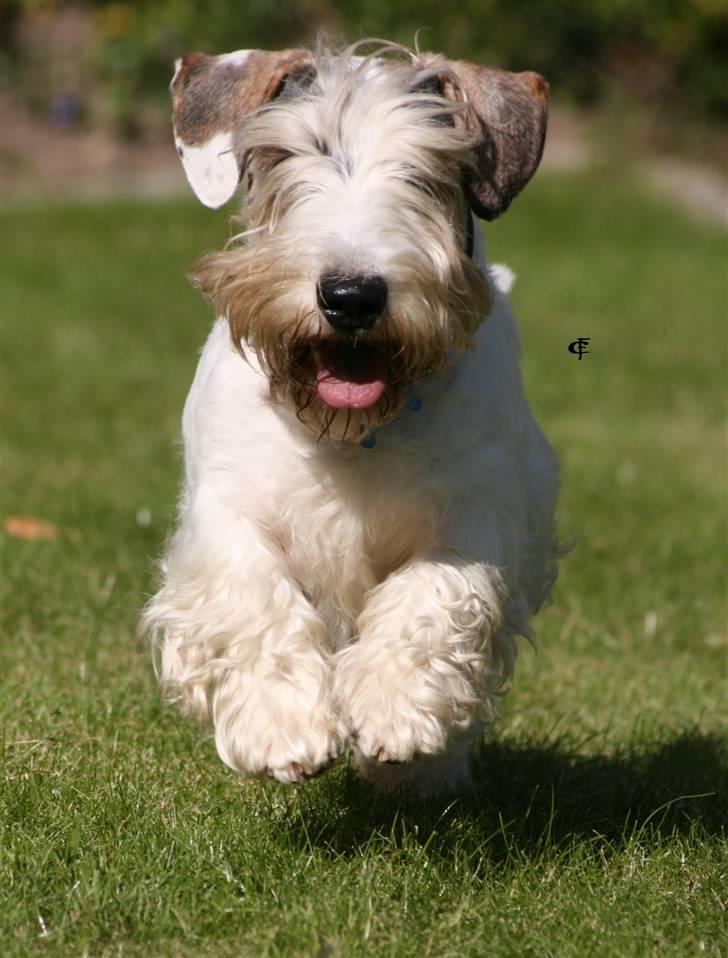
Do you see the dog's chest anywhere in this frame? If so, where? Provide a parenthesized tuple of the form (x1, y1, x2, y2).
(273, 450, 440, 620)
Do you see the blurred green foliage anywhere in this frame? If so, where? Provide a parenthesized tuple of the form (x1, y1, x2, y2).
(4, 0, 727, 134)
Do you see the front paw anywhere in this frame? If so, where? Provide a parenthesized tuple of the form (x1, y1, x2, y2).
(213, 669, 344, 783)
(335, 642, 477, 764)
(349, 710, 446, 765)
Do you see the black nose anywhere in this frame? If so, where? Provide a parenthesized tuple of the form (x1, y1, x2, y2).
(317, 273, 388, 331)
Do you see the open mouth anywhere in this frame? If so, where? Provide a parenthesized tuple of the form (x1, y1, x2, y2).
(314, 341, 388, 409)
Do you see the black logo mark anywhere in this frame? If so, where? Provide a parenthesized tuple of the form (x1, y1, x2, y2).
(568, 338, 591, 360)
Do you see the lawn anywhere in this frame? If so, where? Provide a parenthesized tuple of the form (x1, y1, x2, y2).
(2, 170, 726, 957)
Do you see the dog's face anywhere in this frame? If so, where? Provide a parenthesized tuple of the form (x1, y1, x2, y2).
(172, 44, 548, 441)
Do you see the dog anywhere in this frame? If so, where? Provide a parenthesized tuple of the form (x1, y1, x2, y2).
(142, 41, 560, 794)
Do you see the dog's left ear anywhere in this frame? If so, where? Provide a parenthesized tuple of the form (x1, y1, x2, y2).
(171, 48, 313, 208)
(440, 63, 549, 221)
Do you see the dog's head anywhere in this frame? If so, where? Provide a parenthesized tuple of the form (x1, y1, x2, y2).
(172, 43, 548, 441)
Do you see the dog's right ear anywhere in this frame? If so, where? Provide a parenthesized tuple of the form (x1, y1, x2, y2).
(171, 49, 313, 208)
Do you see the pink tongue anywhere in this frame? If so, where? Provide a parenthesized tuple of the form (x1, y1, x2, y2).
(317, 376, 385, 409)
(316, 346, 387, 410)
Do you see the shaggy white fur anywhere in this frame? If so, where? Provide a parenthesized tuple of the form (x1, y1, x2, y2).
(142, 43, 560, 793)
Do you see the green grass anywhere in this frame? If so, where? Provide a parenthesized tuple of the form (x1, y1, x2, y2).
(2, 171, 726, 957)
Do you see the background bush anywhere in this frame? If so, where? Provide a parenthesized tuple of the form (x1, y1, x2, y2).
(2, 0, 727, 137)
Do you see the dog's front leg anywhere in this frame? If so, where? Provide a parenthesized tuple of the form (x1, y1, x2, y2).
(143, 509, 342, 784)
(335, 514, 516, 766)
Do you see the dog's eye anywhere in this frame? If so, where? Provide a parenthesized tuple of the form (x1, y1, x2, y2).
(253, 148, 294, 174)
(405, 175, 427, 191)
(401, 172, 438, 199)
(270, 150, 294, 168)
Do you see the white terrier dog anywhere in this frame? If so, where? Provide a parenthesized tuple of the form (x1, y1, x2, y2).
(142, 41, 560, 793)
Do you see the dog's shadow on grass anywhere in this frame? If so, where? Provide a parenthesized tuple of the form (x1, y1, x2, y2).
(289, 729, 726, 860)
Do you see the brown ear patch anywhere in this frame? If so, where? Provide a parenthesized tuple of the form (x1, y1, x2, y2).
(172, 49, 314, 147)
(442, 63, 549, 220)
(171, 48, 314, 207)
